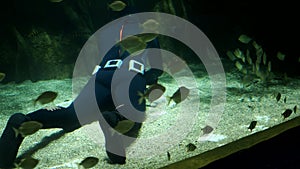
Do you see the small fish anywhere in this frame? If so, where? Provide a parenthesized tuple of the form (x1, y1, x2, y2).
(252, 41, 261, 50)
(186, 143, 197, 152)
(167, 151, 171, 161)
(248, 121, 257, 132)
(13, 121, 43, 138)
(235, 61, 243, 71)
(263, 53, 267, 65)
(79, 157, 99, 169)
(277, 51, 285, 61)
(113, 120, 135, 134)
(34, 91, 58, 106)
(276, 92, 281, 102)
(201, 125, 214, 134)
(267, 61, 272, 72)
(255, 61, 260, 72)
(246, 50, 252, 65)
(233, 48, 245, 62)
(238, 34, 252, 44)
(256, 48, 263, 61)
(141, 19, 160, 32)
(164, 58, 186, 74)
(294, 105, 297, 114)
(0, 72, 5, 82)
(16, 156, 39, 169)
(119, 35, 147, 55)
(49, 0, 63, 3)
(242, 75, 255, 87)
(283, 96, 287, 103)
(137, 33, 158, 43)
(226, 51, 236, 61)
(108, 1, 126, 12)
(138, 83, 166, 104)
(282, 109, 293, 119)
(167, 86, 190, 105)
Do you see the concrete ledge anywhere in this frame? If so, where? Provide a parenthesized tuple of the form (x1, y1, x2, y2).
(161, 116, 300, 169)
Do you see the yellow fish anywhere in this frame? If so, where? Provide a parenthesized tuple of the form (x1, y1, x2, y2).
(34, 91, 58, 106)
(79, 156, 99, 169)
(114, 120, 135, 134)
(277, 51, 285, 61)
(108, 1, 126, 12)
(0, 72, 5, 82)
(13, 121, 43, 138)
(15, 156, 39, 169)
(49, 0, 63, 2)
(138, 83, 166, 104)
(167, 86, 189, 105)
(238, 34, 252, 44)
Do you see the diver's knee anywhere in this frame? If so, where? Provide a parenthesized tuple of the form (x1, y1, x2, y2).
(62, 123, 81, 133)
(7, 113, 28, 126)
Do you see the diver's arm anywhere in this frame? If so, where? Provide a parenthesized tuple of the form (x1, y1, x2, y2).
(144, 38, 163, 85)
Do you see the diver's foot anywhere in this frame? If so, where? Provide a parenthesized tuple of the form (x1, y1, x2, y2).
(104, 158, 126, 165)
(105, 151, 126, 165)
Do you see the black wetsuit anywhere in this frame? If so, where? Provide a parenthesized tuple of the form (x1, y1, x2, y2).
(0, 38, 162, 168)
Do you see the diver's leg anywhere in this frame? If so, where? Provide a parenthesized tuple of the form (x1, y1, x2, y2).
(26, 104, 81, 132)
(0, 105, 81, 168)
(98, 111, 127, 164)
(0, 76, 107, 168)
(101, 74, 146, 164)
(0, 113, 29, 168)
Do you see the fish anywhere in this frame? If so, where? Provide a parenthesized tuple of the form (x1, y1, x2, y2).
(276, 51, 285, 61)
(108, 1, 126, 11)
(252, 41, 261, 50)
(186, 143, 196, 152)
(15, 156, 39, 169)
(138, 83, 166, 104)
(226, 51, 236, 61)
(163, 58, 186, 74)
(242, 75, 256, 87)
(283, 96, 287, 103)
(282, 109, 293, 119)
(294, 105, 297, 114)
(246, 50, 252, 65)
(118, 35, 147, 55)
(167, 86, 190, 105)
(79, 157, 99, 169)
(34, 91, 58, 106)
(0, 72, 5, 82)
(141, 19, 160, 32)
(137, 33, 158, 43)
(248, 121, 257, 132)
(167, 151, 171, 161)
(113, 120, 135, 134)
(276, 92, 281, 102)
(201, 125, 214, 134)
(13, 121, 43, 138)
(233, 48, 245, 62)
(263, 53, 267, 65)
(267, 61, 272, 72)
(235, 61, 243, 71)
(238, 34, 252, 44)
(256, 48, 263, 61)
(49, 0, 63, 3)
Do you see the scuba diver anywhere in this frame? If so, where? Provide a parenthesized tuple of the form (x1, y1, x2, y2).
(0, 1, 163, 168)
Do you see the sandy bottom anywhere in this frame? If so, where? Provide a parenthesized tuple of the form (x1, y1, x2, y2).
(0, 62, 299, 169)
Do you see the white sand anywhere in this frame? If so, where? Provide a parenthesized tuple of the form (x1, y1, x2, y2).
(0, 61, 299, 169)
